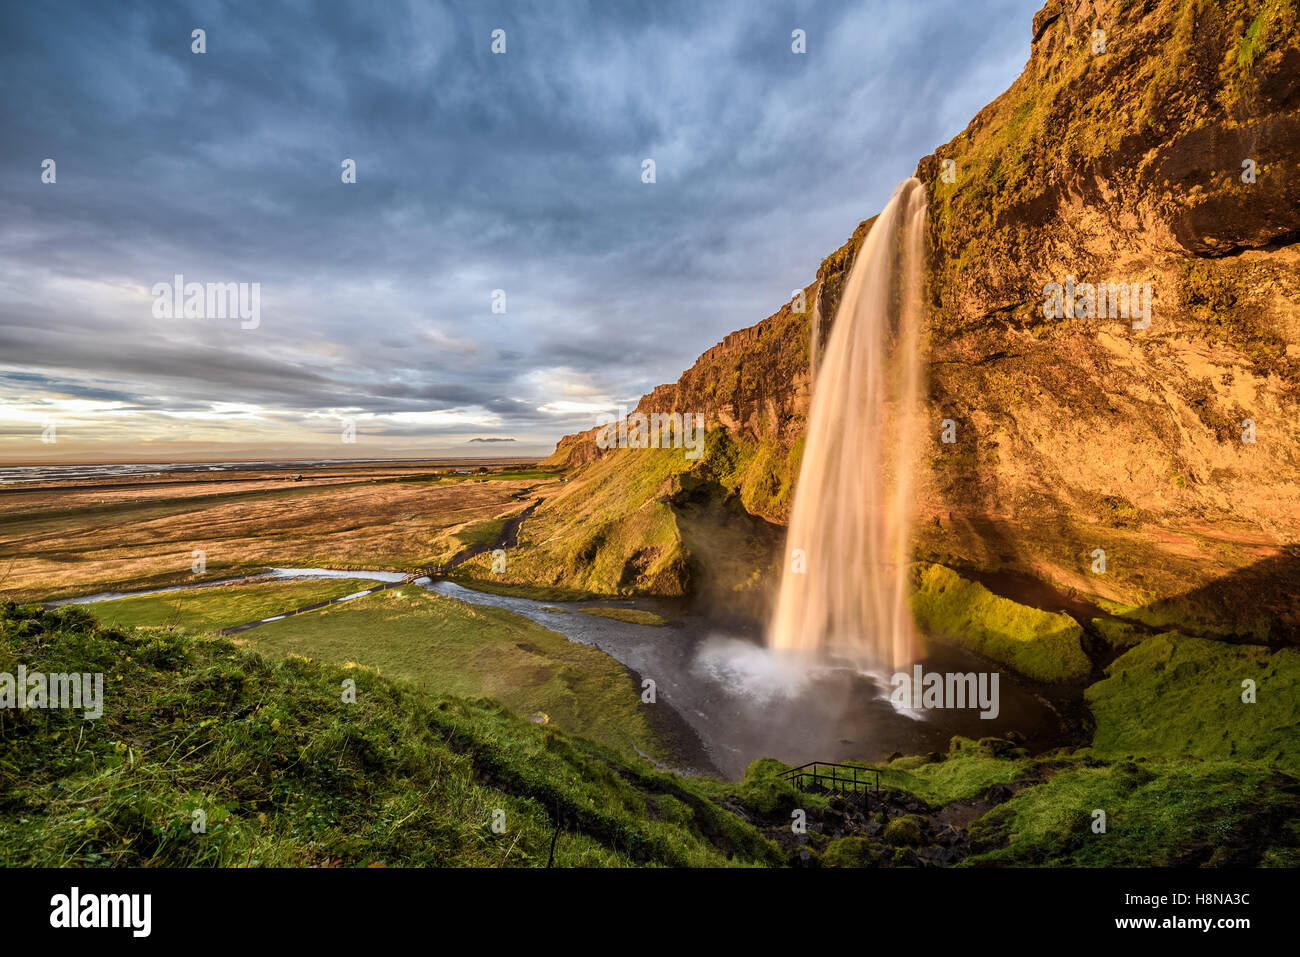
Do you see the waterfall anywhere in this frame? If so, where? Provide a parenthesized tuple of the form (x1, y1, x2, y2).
(768, 178, 928, 670)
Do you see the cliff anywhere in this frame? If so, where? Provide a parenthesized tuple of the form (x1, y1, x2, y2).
(529, 0, 1300, 636)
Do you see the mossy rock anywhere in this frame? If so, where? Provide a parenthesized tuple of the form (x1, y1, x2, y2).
(822, 836, 888, 868)
(910, 563, 1090, 682)
(883, 814, 926, 846)
(1091, 617, 1146, 651)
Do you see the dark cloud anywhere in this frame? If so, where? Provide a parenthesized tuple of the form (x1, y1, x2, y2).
(0, 0, 1041, 455)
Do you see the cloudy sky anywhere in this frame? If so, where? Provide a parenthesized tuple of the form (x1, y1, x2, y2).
(1, 0, 1040, 462)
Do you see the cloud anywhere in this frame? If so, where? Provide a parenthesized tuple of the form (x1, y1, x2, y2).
(0, 0, 1043, 458)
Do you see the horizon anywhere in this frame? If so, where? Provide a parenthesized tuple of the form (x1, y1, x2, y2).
(0, 452, 541, 468)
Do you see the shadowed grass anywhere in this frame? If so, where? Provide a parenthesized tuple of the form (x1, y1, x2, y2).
(1085, 632, 1300, 764)
(967, 758, 1300, 867)
(65, 578, 378, 632)
(0, 602, 779, 867)
(238, 588, 670, 762)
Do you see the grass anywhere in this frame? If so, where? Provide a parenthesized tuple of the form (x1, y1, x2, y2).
(452, 518, 508, 548)
(64, 578, 378, 632)
(457, 446, 693, 597)
(1085, 632, 1300, 764)
(0, 472, 536, 603)
(909, 563, 1091, 682)
(5, 600, 1298, 868)
(0, 602, 779, 867)
(879, 744, 1033, 806)
(966, 758, 1300, 867)
(238, 588, 671, 762)
(577, 607, 669, 627)
(455, 428, 788, 612)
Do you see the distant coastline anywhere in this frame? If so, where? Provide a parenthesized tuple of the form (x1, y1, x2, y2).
(0, 457, 540, 485)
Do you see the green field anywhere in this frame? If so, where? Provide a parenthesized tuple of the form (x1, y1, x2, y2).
(0, 603, 778, 867)
(452, 518, 508, 547)
(68, 578, 379, 632)
(240, 587, 669, 761)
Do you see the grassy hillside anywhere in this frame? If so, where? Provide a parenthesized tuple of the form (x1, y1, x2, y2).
(5, 596, 1298, 867)
(0, 602, 779, 867)
(67, 578, 378, 632)
(456, 430, 786, 623)
(240, 587, 672, 761)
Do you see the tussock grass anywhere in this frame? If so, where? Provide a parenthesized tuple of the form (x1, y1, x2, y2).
(0, 602, 779, 867)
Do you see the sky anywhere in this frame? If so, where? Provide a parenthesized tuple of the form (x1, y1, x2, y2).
(0, 0, 1042, 463)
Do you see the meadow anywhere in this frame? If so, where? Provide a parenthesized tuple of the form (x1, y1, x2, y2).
(0, 462, 560, 603)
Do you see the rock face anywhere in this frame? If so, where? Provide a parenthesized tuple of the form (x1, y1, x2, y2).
(547, 0, 1300, 636)
(545, 286, 822, 474)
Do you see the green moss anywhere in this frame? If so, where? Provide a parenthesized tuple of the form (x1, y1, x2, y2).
(1090, 616, 1146, 651)
(822, 836, 887, 867)
(883, 814, 925, 846)
(1085, 632, 1300, 764)
(709, 758, 807, 820)
(909, 564, 1091, 682)
(880, 747, 1030, 806)
(1094, 595, 1271, 642)
(576, 607, 668, 627)
(0, 602, 781, 867)
(966, 758, 1300, 867)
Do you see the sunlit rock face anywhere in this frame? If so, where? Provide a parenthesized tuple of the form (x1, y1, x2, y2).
(546, 0, 1300, 635)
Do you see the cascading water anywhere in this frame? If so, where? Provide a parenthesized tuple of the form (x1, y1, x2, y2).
(768, 178, 928, 671)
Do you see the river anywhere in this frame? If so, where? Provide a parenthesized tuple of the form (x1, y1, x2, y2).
(53, 568, 1074, 779)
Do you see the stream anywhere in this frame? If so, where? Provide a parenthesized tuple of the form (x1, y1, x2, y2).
(52, 568, 1075, 779)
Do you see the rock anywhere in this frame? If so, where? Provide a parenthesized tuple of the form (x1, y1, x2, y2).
(986, 783, 1015, 806)
(883, 815, 925, 846)
(540, 0, 1300, 643)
